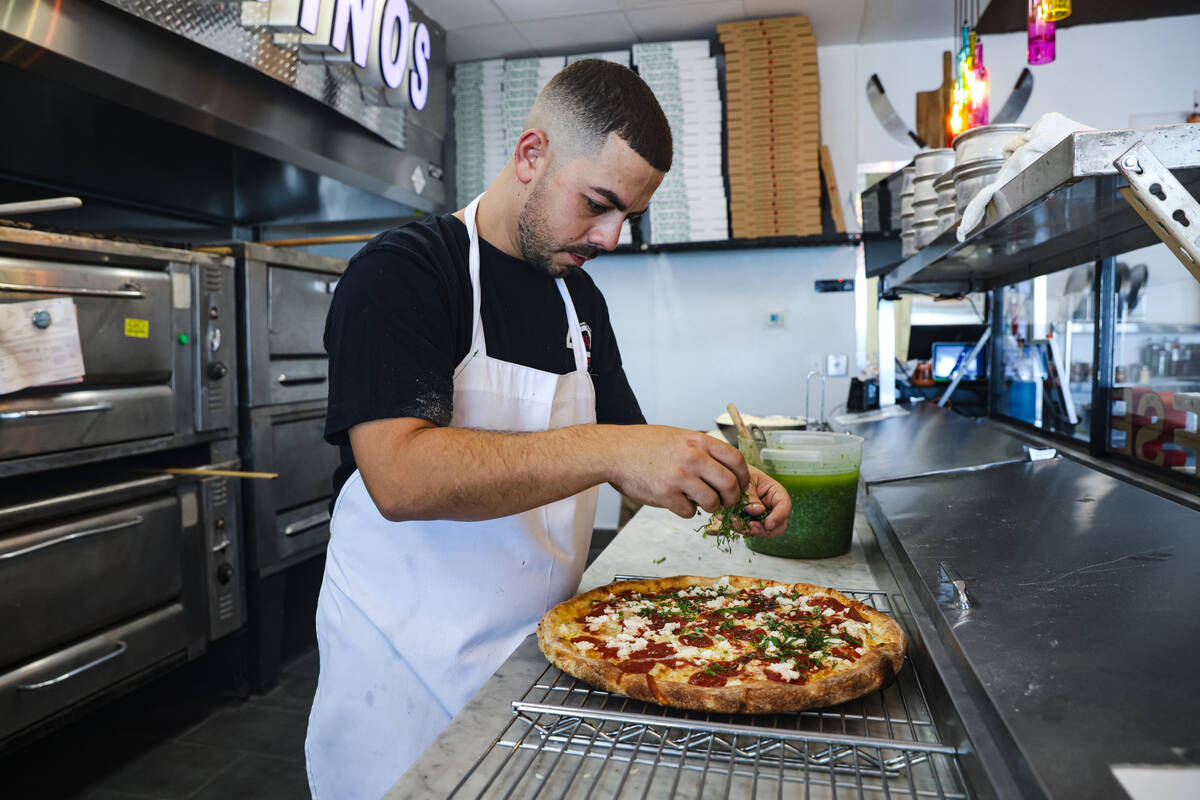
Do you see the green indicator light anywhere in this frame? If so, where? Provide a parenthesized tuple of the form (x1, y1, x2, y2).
(178, 333, 190, 345)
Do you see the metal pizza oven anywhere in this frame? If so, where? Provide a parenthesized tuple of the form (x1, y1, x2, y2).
(232, 242, 344, 690)
(0, 229, 246, 750)
(0, 229, 237, 474)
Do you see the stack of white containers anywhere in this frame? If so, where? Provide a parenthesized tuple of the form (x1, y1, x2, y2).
(900, 165, 916, 258)
(453, 59, 506, 208)
(632, 41, 728, 244)
(912, 148, 954, 250)
(503, 57, 565, 154)
(951, 123, 1030, 220)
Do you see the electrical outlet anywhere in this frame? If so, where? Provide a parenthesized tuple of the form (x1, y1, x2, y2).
(765, 310, 786, 329)
(826, 353, 849, 377)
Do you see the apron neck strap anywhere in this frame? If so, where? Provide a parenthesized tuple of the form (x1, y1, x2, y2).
(463, 193, 590, 375)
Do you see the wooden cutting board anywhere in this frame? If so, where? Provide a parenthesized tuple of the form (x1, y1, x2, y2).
(916, 51, 953, 149)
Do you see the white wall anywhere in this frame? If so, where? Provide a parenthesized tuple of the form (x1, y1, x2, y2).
(587, 244, 859, 527)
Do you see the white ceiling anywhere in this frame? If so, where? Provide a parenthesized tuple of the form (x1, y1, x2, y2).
(420, 0, 969, 63)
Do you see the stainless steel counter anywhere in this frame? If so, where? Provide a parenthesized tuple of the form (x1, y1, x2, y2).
(868, 455, 1200, 798)
(837, 403, 1029, 485)
(839, 402, 1200, 798)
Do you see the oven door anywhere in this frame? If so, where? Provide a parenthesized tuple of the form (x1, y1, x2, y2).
(0, 494, 182, 671)
(265, 266, 335, 405)
(0, 256, 175, 459)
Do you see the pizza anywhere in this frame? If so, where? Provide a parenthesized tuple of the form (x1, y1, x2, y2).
(537, 575, 907, 714)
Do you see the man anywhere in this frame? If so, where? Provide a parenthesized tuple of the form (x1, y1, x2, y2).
(306, 59, 791, 799)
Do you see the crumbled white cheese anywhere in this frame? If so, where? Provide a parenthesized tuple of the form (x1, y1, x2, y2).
(622, 615, 648, 633)
(704, 598, 724, 609)
(575, 641, 594, 652)
(716, 576, 731, 587)
(661, 622, 681, 636)
(727, 679, 743, 686)
(823, 608, 835, 617)
(614, 632, 636, 642)
(615, 637, 649, 659)
(760, 586, 787, 598)
(773, 662, 801, 681)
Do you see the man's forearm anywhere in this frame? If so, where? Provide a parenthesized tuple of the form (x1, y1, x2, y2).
(358, 423, 619, 522)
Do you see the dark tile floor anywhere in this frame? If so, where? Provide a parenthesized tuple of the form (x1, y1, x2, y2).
(0, 647, 319, 800)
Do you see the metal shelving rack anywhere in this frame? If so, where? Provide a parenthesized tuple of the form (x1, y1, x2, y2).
(450, 590, 969, 800)
(868, 123, 1200, 467)
(874, 124, 1200, 295)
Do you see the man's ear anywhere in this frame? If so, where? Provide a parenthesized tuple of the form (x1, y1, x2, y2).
(513, 129, 549, 185)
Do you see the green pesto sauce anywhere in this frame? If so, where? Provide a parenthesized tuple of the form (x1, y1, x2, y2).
(746, 470, 859, 558)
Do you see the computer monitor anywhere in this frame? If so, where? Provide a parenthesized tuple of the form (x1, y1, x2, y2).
(931, 341, 986, 382)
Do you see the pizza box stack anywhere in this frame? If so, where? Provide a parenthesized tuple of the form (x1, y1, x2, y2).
(632, 41, 729, 245)
(718, 16, 822, 238)
(503, 57, 566, 153)
(453, 59, 506, 208)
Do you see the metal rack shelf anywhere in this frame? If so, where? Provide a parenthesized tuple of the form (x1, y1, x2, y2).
(881, 124, 1200, 292)
(450, 590, 969, 799)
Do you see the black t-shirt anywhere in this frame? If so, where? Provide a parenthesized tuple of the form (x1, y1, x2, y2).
(324, 213, 645, 502)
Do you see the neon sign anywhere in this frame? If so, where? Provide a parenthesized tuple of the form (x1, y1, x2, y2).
(291, 0, 433, 110)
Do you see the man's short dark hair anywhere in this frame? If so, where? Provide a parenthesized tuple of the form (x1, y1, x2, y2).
(529, 59, 673, 173)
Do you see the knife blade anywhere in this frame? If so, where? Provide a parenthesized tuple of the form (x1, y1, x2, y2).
(866, 74, 926, 149)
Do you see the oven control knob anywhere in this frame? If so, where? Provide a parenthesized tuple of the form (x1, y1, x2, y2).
(217, 563, 235, 585)
(207, 361, 228, 380)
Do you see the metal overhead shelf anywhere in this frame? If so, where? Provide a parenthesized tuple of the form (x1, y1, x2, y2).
(880, 124, 1200, 292)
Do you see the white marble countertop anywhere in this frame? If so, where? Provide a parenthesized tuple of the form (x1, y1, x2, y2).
(386, 503, 884, 799)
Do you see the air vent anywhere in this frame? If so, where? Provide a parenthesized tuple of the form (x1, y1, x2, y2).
(204, 265, 223, 293)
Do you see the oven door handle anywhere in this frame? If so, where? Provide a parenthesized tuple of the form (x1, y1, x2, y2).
(0, 281, 146, 299)
(276, 373, 327, 385)
(0, 515, 144, 561)
(0, 403, 113, 421)
(16, 641, 129, 691)
(283, 510, 331, 537)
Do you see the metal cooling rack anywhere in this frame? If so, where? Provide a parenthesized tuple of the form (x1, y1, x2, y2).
(449, 587, 970, 799)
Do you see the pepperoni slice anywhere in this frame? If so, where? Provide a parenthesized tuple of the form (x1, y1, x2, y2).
(847, 606, 868, 623)
(688, 671, 728, 687)
(831, 646, 860, 661)
(618, 659, 657, 674)
(641, 641, 677, 660)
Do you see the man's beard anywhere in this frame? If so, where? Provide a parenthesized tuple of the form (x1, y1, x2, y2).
(515, 179, 602, 277)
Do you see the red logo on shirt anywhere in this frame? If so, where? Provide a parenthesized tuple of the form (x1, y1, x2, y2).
(566, 323, 592, 369)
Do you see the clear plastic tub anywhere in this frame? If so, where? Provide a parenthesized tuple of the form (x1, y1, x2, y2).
(748, 432, 863, 559)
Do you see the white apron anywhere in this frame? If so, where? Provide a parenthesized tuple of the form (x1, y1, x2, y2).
(305, 194, 600, 800)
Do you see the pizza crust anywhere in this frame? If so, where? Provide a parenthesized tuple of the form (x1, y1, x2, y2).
(537, 575, 907, 714)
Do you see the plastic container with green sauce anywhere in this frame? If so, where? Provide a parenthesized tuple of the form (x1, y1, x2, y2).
(747, 432, 864, 559)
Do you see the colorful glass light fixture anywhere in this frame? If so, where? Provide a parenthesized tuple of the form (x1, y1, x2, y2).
(1027, 0, 1059, 65)
(948, 0, 988, 141)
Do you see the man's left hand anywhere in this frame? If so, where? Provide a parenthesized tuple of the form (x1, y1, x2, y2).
(742, 466, 791, 538)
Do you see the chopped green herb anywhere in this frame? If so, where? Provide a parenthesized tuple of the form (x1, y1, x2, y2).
(653, 556, 666, 564)
(695, 492, 766, 553)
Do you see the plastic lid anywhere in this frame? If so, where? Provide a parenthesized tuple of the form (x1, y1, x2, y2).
(760, 432, 863, 476)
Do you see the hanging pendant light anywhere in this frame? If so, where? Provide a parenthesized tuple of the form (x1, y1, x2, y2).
(1028, 0, 1057, 65)
(969, 41, 990, 127)
(1038, 0, 1072, 22)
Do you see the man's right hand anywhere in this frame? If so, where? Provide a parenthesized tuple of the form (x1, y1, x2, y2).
(607, 426, 750, 519)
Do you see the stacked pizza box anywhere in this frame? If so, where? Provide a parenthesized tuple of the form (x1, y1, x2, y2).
(632, 41, 729, 244)
(718, 16, 822, 238)
(453, 59, 506, 208)
(503, 57, 566, 151)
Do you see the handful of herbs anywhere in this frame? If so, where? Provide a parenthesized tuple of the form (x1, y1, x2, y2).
(696, 492, 766, 553)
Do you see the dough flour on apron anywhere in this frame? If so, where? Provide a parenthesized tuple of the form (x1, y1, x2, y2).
(305, 194, 600, 800)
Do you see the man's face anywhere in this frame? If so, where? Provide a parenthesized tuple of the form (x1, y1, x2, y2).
(516, 134, 664, 277)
